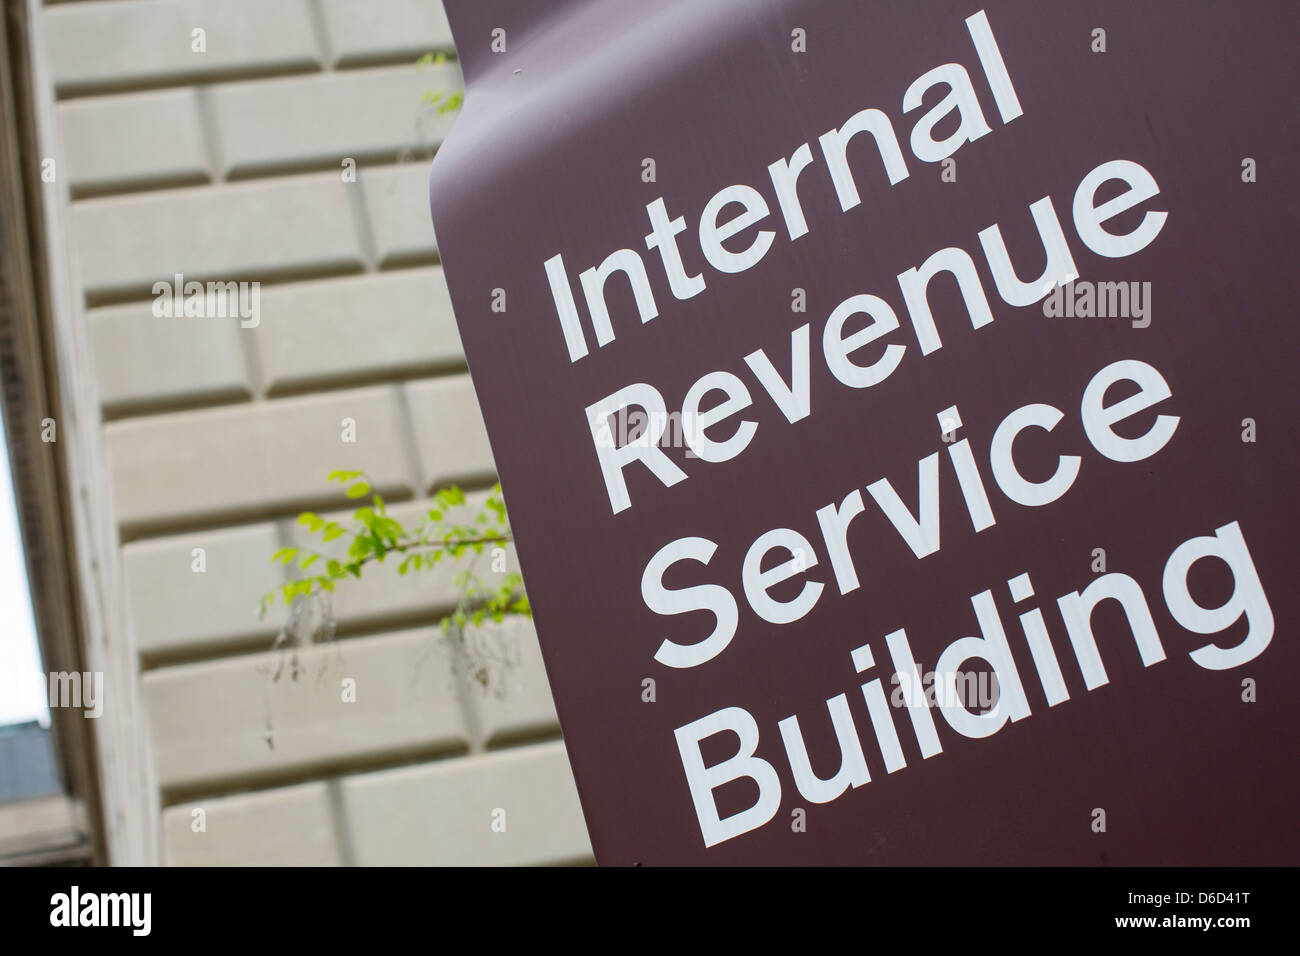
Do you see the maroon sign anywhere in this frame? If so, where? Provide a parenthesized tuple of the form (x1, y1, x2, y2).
(430, 0, 1298, 864)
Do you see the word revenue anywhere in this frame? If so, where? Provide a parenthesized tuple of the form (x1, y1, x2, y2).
(582, 153, 1164, 516)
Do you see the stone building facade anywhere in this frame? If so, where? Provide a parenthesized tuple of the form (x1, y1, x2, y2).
(4, 0, 591, 865)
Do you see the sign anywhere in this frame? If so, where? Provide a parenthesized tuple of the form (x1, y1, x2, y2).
(429, 0, 1299, 864)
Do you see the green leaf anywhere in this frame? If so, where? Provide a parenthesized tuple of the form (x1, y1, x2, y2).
(435, 486, 466, 509)
(298, 512, 324, 531)
(272, 547, 299, 565)
(347, 482, 371, 499)
(328, 470, 364, 483)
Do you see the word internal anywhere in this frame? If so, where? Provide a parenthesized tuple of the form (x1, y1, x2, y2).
(547, 9, 1023, 363)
